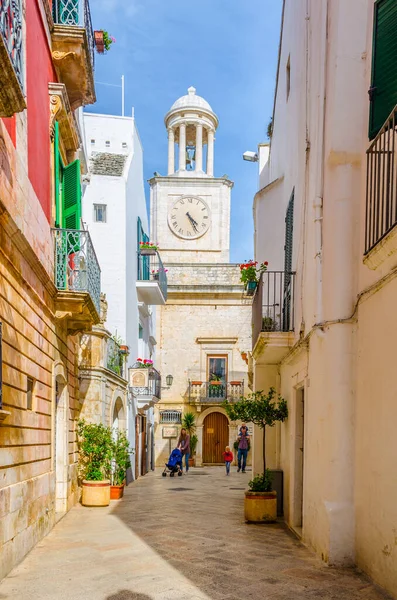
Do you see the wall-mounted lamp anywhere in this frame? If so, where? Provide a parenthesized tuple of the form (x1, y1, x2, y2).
(165, 374, 174, 387)
(242, 150, 258, 162)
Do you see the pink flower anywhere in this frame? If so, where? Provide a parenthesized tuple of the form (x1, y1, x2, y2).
(111, 36, 116, 43)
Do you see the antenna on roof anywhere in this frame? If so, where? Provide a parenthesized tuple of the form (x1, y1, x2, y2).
(94, 75, 125, 117)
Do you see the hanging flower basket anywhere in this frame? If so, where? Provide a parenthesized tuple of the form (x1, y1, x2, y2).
(140, 241, 158, 255)
(94, 31, 105, 54)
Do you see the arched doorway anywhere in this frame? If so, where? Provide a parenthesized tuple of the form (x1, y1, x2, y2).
(112, 396, 125, 431)
(203, 412, 229, 464)
(55, 374, 68, 515)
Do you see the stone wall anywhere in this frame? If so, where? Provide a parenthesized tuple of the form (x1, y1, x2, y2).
(166, 263, 243, 287)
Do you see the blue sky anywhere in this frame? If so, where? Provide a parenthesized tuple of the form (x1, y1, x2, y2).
(87, 0, 282, 263)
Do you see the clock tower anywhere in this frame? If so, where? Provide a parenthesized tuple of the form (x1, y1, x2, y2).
(150, 88, 250, 470)
(149, 86, 233, 264)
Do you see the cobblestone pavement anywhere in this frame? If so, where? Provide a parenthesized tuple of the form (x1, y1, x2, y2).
(0, 468, 391, 600)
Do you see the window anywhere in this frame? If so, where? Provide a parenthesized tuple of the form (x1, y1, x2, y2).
(286, 55, 291, 101)
(90, 139, 95, 146)
(105, 140, 110, 147)
(54, 122, 82, 230)
(160, 410, 181, 424)
(26, 377, 35, 411)
(138, 324, 143, 339)
(94, 204, 107, 223)
(122, 142, 127, 149)
(207, 355, 227, 383)
(369, 0, 397, 139)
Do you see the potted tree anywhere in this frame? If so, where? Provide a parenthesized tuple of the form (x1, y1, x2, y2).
(223, 388, 288, 523)
(110, 429, 132, 500)
(182, 412, 196, 468)
(77, 421, 113, 507)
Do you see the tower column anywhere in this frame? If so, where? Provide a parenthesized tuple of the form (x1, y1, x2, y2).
(207, 128, 214, 176)
(178, 123, 186, 172)
(195, 123, 203, 172)
(167, 127, 175, 175)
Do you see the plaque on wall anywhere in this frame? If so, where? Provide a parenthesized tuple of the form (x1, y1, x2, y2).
(129, 368, 149, 387)
(162, 426, 178, 438)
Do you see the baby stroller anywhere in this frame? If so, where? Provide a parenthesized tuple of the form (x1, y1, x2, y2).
(162, 448, 183, 477)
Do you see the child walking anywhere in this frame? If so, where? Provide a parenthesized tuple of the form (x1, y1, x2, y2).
(222, 446, 234, 476)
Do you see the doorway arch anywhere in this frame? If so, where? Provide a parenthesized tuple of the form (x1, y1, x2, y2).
(112, 394, 126, 432)
(202, 412, 229, 464)
(53, 362, 69, 515)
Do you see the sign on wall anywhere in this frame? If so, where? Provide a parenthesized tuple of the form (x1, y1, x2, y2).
(162, 426, 178, 438)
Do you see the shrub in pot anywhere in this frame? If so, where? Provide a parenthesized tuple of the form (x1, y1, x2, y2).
(77, 420, 113, 507)
(182, 412, 196, 467)
(110, 429, 132, 500)
(223, 388, 288, 523)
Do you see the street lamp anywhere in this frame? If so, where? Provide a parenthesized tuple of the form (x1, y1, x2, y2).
(242, 151, 258, 162)
(165, 374, 173, 387)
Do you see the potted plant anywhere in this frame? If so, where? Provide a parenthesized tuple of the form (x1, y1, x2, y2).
(119, 344, 129, 354)
(110, 429, 132, 500)
(239, 260, 268, 296)
(241, 351, 248, 364)
(262, 316, 277, 332)
(223, 388, 288, 523)
(140, 241, 158, 255)
(136, 358, 153, 368)
(77, 420, 113, 507)
(182, 412, 196, 468)
(94, 30, 115, 54)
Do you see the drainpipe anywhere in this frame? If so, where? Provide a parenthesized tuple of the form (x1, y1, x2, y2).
(314, 0, 328, 327)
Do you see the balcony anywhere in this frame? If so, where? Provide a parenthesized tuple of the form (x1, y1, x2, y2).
(129, 366, 161, 410)
(0, 0, 26, 116)
(252, 271, 296, 364)
(188, 381, 244, 404)
(136, 251, 167, 306)
(106, 337, 126, 379)
(51, 0, 95, 111)
(53, 228, 101, 333)
(365, 104, 397, 268)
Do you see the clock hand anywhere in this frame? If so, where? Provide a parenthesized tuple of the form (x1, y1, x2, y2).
(186, 212, 199, 233)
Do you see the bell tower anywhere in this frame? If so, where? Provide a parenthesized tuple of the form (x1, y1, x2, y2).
(149, 87, 233, 264)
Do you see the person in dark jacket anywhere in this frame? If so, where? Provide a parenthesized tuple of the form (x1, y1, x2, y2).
(177, 428, 190, 472)
(237, 424, 250, 473)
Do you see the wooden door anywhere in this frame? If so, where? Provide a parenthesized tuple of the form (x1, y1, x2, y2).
(135, 416, 139, 478)
(203, 412, 229, 463)
(141, 416, 147, 475)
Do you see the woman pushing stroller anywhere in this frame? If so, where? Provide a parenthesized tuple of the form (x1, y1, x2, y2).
(177, 428, 190, 473)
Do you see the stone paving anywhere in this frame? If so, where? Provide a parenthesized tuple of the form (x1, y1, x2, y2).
(0, 467, 391, 600)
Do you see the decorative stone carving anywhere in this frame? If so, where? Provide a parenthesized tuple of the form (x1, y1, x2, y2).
(48, 82, 80, 153)
(100, 293, 108, 325)
(49, 94, 62, 139)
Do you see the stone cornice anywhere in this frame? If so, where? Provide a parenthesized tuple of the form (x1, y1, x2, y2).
(196, 337, 238, 344)
(49, 82, 80, 160)
(148, 175, 234, 188)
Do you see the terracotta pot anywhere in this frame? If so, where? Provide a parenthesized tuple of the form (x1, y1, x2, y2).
(119, 345, 129, 354)
(110, 484, 124, 500)
(191, 381, 202, 386)
(244, 490, 277, 523)
(81, 480, 110, 507)
(230, 381, 242, 385)
(188, 457, 195, 468)
(210, 381, 222, 385)
(94, 30, 105, 54)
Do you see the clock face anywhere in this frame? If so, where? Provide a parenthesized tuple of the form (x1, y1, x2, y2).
(168, 196, 211, 239)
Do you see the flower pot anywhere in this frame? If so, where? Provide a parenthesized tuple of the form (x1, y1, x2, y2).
(244, 490, 277, 523)
(110, 484, 125, 500)
(81, 480, 110, 507)
(94, 30, 105, 54)
(191, 381, 202, 386)
(152, 273, 159, 281)
(188, 457, 195, 468)
(140, 248, 157, 255)
(210, 381, 222, 385)
(230, 381, 242, 386)
(119, 345, 129, 354)
(245, 281, 257, 296)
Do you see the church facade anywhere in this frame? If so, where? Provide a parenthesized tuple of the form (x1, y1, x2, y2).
(150, 88, 251, 466)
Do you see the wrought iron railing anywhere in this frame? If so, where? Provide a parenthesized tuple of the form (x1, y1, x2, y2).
(188, 381, 244, 404)
(365, 105, 397, 254)
(52, 0, 95, 70)
(160, 410, 182, 424)
(0, 0, 24, 91)
(252, 271, 296, 349)
(137, 251, 168, 302)
(131, 368, 161, 400)
(106, 337, 124, 378)
(52, 229, 101, 315)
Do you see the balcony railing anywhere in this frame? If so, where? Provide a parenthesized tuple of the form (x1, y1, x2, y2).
(160, 410, 182, 424)
(52, 0, 95, 70)
(252, 271, 296, 349)
(53, 228, 101, 314)
(137, 251, 168, 303)
(1, 0, 23, 92)
(365, 105, 397, 254)
(188, 381, 244, 404)
(131, 368, 161, 400)
(106, 338, 124, 378)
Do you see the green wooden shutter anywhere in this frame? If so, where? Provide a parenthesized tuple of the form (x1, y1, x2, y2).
(283, 190, 294, 331)
(369, 0, 397, 139)
(54, 121, 61, 228)
(62, 159, 81, 230)
(137, 217, 150, 280)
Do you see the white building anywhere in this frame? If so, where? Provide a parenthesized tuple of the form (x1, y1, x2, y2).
(82, 112, 159, 478)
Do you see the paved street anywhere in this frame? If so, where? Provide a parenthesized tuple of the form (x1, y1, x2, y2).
(0, 468, 390, 600)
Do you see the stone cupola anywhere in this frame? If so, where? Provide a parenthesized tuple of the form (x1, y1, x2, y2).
(164, 87, 219, 177)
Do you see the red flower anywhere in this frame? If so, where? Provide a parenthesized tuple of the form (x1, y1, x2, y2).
(264, 261, 268, 266)
(143, 359, 148, 363)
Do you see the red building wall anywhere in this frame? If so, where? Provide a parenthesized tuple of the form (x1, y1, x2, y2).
(2, 117, 16, 146)
(26, 0, 57, 222)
